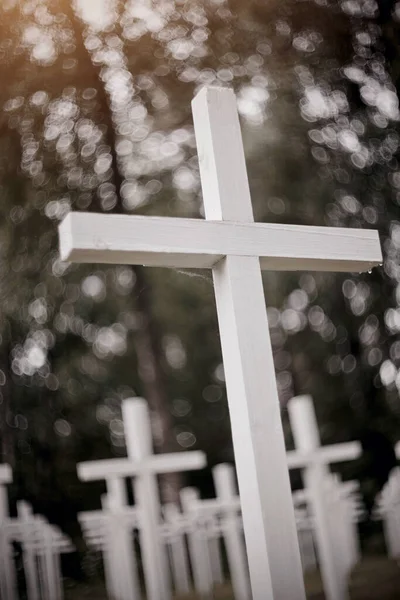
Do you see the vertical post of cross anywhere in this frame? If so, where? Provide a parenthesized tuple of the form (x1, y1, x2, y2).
(288, 395, 348, 600)
(122, 398, 171, 599)
(192, 87, 306, 600)
(212, 464, 250, 600)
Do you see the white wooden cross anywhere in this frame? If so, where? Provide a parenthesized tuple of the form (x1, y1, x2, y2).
(79, 489, 140, 600)
(292, 496, 318, 573)
(161, 503, 192, 596)
(212, 464, 250, 600)
(323, 474, 364, 574)
(374, 467, 400, 558)
(14, 501, 74, 600)
(180, 487, 215, 598)
(0, 463, 17, 600)
(287, 395, 362, 600)
(77, 397, 206, 600)
(59, 86, 382, 599)
(0, 463, 12, 520)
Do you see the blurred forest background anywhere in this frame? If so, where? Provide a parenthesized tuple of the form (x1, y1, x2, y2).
(1, 0, 400, 576)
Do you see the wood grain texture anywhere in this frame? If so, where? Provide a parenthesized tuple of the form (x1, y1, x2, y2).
(192, 87, 254, 222)
(192, 87, 306, 600)
(212, 255, 304, 600)
(59, 211, 382, 273)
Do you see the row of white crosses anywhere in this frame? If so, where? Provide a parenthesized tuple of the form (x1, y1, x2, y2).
(12, 501, 74, 600)
(77, 397, 206, 600)
(0, 464, 73, 600)
(168, 464, 250, 600)
(79, 484, 140, 600)
(373, 437, 400, 559)
(59, 85, 382, 599)
(77, 393, 365, 600)
(0, 463, 18, 600)
(287, 395, 363, 600)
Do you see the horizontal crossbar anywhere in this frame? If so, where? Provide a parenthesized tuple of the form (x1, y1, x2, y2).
(59, 212, 382, 273)
(286, 441, 361, 469)
(78, 451, 206, 481)
(0, 463, 12, 484)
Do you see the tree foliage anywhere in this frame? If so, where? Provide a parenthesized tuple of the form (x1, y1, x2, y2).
(0, 0, 399, 549)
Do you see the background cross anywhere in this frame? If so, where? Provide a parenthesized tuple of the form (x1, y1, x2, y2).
(287, 395, 362, 600)
(77, 397, 206, 600)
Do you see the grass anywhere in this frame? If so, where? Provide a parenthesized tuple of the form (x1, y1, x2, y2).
(64, 556, 400, 599)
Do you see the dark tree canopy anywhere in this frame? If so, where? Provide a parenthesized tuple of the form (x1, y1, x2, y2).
(0, 0, 399, 557)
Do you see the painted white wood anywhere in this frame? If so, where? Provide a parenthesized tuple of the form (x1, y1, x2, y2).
(100, 495, 120, 600)
(0, 463, 17, 600)
(193, 87, 305, 600)
(59, 212, 381, 273)
(15, 502, 73, 600)
(162, 503, 191, 595)
(77, 397, 207, 600)
(374, 468, 400, 558)
(0, 464, 12, 485)
(41, 521, 59, 600)
(58, 85, 382, 600)
(0, 464, 12, 523)
(287, 395, 362, 600)
(212, 464, 251, 600)
(293, 496, 318, 573)
(323, 475, 362, 575)
(180, 487, 213, 599)
(17, 502, 41, 600)
(108, 481, 140, 600)
(122, 398, 172, 600)
(395, 441, 400, 458)
(287, 443, 361, 468)
(293, 477, 364, 575)
(208, 536, 224, 586)
(79, 496, 140, 600)
(78, 451, 205, 480)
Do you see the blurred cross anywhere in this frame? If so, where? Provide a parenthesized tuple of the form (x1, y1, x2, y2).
(0, 463, 12, 520)
(77, 397, 206, 600)
(0, 463, 17, 600)
(287, 395, 362, 600)
(59, 86, 382, 599)
(16, 502, 74, 600)
(79, 491, 140, 600)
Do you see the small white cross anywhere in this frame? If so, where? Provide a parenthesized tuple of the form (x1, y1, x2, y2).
(0, 463, 17, 600)
(79, 491, 140, 600)
(287, 395, 362, 600)
(212, 464, 250, 600)
(77, 397, 206, 600)
(0, 464, 12, 520)
(59, 86, 382, 600)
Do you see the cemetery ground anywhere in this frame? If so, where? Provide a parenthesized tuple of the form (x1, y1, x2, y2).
(63, 555, 400, 600)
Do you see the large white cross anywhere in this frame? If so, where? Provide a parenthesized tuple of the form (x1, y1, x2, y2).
(77, 397, 206, 600)
(287, 395, 362, 600)
(59, 87, 382, 599)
